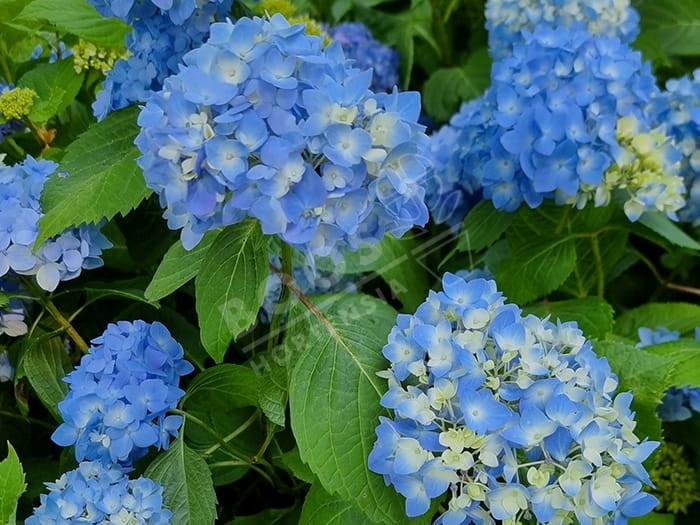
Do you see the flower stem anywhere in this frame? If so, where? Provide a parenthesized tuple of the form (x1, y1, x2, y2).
(203, 409, 259, 456)
(590, 235, 605, 297)
(173, 408, 277, 485)
(22, 278, 89, 352)
(266, 242, 293, 355)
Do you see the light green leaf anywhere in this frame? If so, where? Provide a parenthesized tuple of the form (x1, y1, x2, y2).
(299, 484, 368, 525)
(18, 0, 130, 48)
(456, 200, 513, 252)
(637, 211, 700, 250)
(493, 236, 577, 304)
(182, 364, 260, 409)
(195, 220, 269, 363)
(523, 296, 614, 339)
(288, 293, 426, 525)
(145, 438, 217, 525)
(637, 0, 700, 56)
(145, 231, 218, 301)
(36, 107, 150, 246)
(422, 50, 490, 122)
(0, 443, 25, 525)
(18, 58, 84, 123)
(615, 302, 700, 339)
(643, 340, 700, 390)
(21, 335, 71, 422)
(592, 340, 673, 441)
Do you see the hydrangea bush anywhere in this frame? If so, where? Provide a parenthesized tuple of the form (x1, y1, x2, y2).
(1, 0, 700, 523)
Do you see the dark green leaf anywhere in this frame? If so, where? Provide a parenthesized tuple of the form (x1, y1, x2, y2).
(493, 236, 577, 304)
(145, 438, 217, 525)
(560, 232, 628, 297)
(145, 231, 218, 301)
(280, 447, 315, 484)
(18, 0, 130, 48)
(17, 58, 84, 123)
(259, 355, 288, 427)
(337, 233, 433, 311)
(422, 50, 490, 122)
(299, 484, 368, 525)
(0, 443, 25, 525)
(630, 512, 675, 525)
(523, 297, 614, 339)
(21, 335, 71, 422)
(182, 364, 260, 409)
(636, 0, 700, 56)
(36, 107, 150, 246)
(456, 200, 513, 252)
(288, 293, 426, 525)
(615, 302, 700, 339)
(195, 220, 269, 362)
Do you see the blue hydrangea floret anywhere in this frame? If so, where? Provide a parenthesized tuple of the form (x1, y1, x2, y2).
(27, 461, 172, 524)
(369, 273, 658, 524)
(51, 320, 194, 466)
(0, 156, 111, 291)
(136, 14, 431, 259)
(485, 0, 639, 59)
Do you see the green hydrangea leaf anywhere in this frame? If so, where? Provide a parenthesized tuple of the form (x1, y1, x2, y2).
(288, 293, 428, 525)
(195, 220, 269, 363)
(36, 107, 150, 247)
(0, 443, 25, 525)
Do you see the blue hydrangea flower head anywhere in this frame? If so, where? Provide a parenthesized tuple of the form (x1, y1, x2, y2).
(0, 279, 27, 337)
(27, 461, 172, 524)
(90, 0, 233, 119)
(51, 320, 194, 466)
(636, 326, 700, 422)
(650, 69, 700, 224)
(370, 272, 658, 523)
(427, 26, 686, 225)
(485, 0, 640, 59)
(136, 14, 431, 260)
(0, 156, 111, 291)
(326, 22, 400, 92)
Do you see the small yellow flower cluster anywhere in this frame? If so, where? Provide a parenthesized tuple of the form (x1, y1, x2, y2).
(651, 441, 700, 514)
(0, 87, 37, 121)
(255, 0, 297, 19)
(71, 40, 128, 74)
(254, 0, 331, 44)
